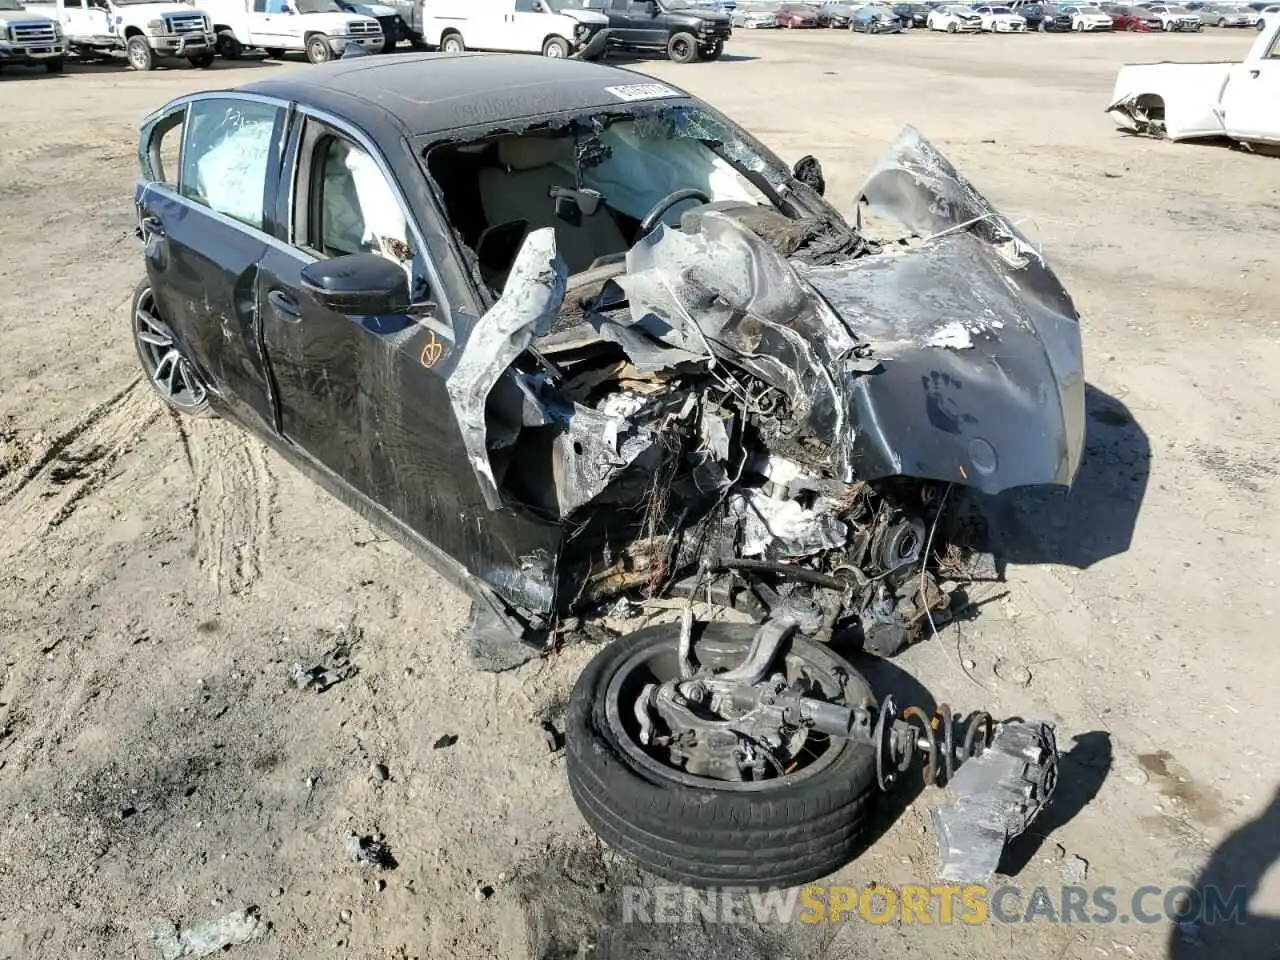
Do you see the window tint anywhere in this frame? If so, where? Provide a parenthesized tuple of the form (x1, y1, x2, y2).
(515, 0, 539, 9)
(180, 98, 282, 230)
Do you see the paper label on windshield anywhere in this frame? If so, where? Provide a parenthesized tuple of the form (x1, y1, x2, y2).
(603, 83, 681, 102)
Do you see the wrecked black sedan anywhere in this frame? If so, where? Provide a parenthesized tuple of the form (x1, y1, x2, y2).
(134, 53, 1081, 888)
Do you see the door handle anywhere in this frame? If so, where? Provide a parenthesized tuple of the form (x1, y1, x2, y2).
(1249, 69, 1260, 78)
(139, 215, 166, 239)
(267, 289, 302, 323)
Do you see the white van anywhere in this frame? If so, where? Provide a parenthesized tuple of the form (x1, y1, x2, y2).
(202, 0, 383, 63)
(421, 0, 608, 57)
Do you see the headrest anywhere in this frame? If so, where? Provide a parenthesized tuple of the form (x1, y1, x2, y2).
(496, 136, 572, 172)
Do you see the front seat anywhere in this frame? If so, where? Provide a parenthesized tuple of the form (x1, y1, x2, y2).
(477, 136, 629, 279)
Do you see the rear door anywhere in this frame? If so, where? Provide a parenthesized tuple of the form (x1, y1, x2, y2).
(256, 112, 460, 515)
(1222, 31, 1280, 143)
(135, 94, 286, 430)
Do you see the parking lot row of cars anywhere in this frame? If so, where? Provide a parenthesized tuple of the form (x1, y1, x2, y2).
(2, 0, 1271, 78)
(731, 0, 1278, 31)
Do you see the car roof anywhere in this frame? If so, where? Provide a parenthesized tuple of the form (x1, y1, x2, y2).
(235, 53, 695, 140)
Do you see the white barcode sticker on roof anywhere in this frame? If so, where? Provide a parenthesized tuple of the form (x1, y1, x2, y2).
(603, 83, 680, 102)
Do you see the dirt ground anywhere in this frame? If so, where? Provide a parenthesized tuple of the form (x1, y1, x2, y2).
(1, 26, 1278, 960)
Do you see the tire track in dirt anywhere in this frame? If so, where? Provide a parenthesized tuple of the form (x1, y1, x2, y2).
(184, 418, 275, 597)
(0, 380, 162, 562)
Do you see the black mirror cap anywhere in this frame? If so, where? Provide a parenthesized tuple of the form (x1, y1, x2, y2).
(301, 252, 412, 315)
(792, 155, 826, 197)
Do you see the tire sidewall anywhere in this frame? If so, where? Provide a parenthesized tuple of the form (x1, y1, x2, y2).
(568, 623, 877, 815)
(307, 34, 332, 63)
(667, 30, 696, 63)
(441, 32, 464, 53)
(131, 279, 212, 418)
(542, 35, 570, 57)
(127, 35, 154, 70)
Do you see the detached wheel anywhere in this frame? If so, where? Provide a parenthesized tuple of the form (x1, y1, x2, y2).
(126, 35, 154, 71)
(188, 50, 215, 68)
(566, 622, 878, 889)
(216, 29, 243, 59)
(667, 30, 697, 63)
(132, 281, 212, 418)
(697, 38, 724, 59)
(306, 33, 333, 63)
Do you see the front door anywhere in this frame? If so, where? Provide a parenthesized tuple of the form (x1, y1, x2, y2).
(256, 115, 459, 517)
(248, 0, 295, 47)
(256, 112, 565, 617)
(135, 94, 285, 432)
(1222, 40, 1280, 144)
(609, 0, 665, 43)
(66, 0, 114, 39)
(509, 0, 556, 51)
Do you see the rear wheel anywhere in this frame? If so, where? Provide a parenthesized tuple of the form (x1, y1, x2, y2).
(188, 50, 215, 68)
(306, 33, 332, 63)
(126, 35, 154, 71)
(566, 622, 879, 889)
(216, 29, 243, 59)
(667, 30, 697, 62)
(440, 31, 465, 53)
(132, 281, 212, 418)
(542, 35, 570, 57)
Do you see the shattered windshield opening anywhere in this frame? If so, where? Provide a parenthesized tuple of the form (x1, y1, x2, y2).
(425, 104, 797, 291)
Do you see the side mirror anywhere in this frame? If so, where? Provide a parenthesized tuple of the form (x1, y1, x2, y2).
(301, 253, 411, 315)
(792, 154, 826, 197)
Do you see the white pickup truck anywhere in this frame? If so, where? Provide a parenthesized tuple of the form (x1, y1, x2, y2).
(23, 0, 216, 68)
(1107, 17, 1280, 146)
(203, 0, 384, 63)
(0, 0, 67, 72)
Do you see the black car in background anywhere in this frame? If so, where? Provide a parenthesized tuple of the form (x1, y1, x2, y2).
(1014, 1, 1075, 27)
(578, 0, 733, 60)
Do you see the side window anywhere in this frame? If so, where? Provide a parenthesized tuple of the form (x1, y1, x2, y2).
(253, 0, 267, 9)
(140, 107, 185, 186)
(179, 98, 282, 230)
(297, 127, 430, 303)
(515, 0, 539, 9)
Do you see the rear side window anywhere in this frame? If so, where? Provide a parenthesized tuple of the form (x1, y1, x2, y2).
(179, 98, 283, 230)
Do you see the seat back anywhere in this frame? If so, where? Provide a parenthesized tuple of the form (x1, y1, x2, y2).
(477, 136, 629, 278)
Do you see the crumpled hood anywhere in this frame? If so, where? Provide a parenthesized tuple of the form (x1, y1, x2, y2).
(606, 127, 1085, 496)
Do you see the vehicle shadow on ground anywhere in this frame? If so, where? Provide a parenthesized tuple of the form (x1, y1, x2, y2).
(599, 51, 760, 64)
(975, 383, 1150, 570)
(55, 56, 285, 75)
(1167, 785, 1280, 956)
(998, 730, 1112, 874)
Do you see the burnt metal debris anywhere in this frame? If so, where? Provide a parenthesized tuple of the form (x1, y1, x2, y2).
(453, 125, 1084, 666)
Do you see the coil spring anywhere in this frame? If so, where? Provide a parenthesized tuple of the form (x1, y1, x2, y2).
(877, 700, 995, 790)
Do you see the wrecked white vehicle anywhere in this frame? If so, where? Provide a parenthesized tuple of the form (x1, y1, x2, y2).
(1108, 17, 1280, 145)
(134, 54, 1080, 887)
